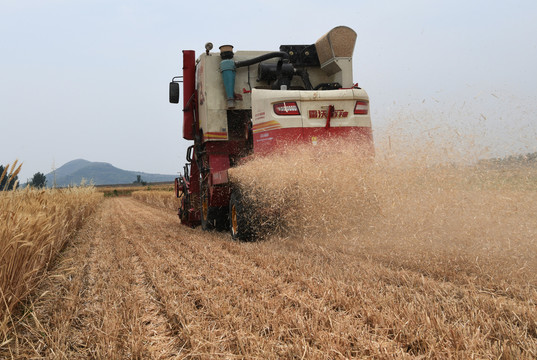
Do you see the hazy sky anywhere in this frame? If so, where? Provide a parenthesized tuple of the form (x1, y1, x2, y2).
(2, 0, 536, 181)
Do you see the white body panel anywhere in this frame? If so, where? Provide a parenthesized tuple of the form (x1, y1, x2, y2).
(251, 88, 371, 133)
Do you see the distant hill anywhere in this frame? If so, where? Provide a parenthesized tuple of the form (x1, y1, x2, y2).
(45, 159, 176, 187)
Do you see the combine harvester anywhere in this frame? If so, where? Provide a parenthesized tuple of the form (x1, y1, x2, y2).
(169, 26, 373, 240)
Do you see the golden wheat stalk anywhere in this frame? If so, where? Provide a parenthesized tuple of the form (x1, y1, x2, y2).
(1, 161, 23, 191)
(0, 164, 8, 188)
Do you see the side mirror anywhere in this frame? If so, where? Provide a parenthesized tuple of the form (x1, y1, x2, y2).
(169, 81, 180, 104)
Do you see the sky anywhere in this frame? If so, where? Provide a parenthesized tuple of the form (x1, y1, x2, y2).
(1, 0, 536, 181)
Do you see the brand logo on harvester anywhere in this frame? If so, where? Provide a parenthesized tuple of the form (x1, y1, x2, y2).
(308, 110, 349, 119)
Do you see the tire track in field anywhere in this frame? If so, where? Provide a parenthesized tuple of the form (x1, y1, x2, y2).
(38, 199, 183, 359)
(75, 199, 153, 358)
(98, 199, 181, 359)
(114, 204, 192, 355)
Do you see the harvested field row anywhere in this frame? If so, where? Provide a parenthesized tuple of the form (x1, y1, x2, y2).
(132, 190, 178, 212)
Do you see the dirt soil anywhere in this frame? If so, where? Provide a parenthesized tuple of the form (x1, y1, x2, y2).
(7, 196, 537, 359)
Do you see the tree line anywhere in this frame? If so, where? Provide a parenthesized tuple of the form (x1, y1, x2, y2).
(478, 152, 537, 167)
(1, 163, 47, 190)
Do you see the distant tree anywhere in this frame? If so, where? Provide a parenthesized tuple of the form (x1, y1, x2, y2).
(478, 152, 537, 168)
(133, 175, 147, 186)
(30, 172, 47, 188)
(0, 164, 20, 191)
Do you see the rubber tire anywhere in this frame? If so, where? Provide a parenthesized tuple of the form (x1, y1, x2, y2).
(229, 190, 254, 241)
(213, 208, 229, 231)
(200, 181, 216, 231)
(201, 182, 228, 231)
(179, 197, 188, 223)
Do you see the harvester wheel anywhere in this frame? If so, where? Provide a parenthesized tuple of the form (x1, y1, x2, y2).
(229, 190, 254, 241)
(179, 197, 188, 222)
(201, 182, 228, 231)
(200, 188, 214, 231)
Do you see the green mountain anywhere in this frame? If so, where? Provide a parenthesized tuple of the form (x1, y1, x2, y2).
(45, 159, 176, 187)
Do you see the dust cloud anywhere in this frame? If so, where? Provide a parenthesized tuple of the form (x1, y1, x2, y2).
(229, 140, 379, 239)
(229, 123, 537, 287)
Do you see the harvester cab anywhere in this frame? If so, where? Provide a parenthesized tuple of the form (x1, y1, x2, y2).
(170, 26, 373, 240)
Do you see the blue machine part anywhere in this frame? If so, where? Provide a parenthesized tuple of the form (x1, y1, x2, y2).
(220, 59, 236, 108)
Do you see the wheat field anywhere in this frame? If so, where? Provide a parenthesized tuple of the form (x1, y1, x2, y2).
(1, 140, 536, 358)
(0, 183, 101, 346)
